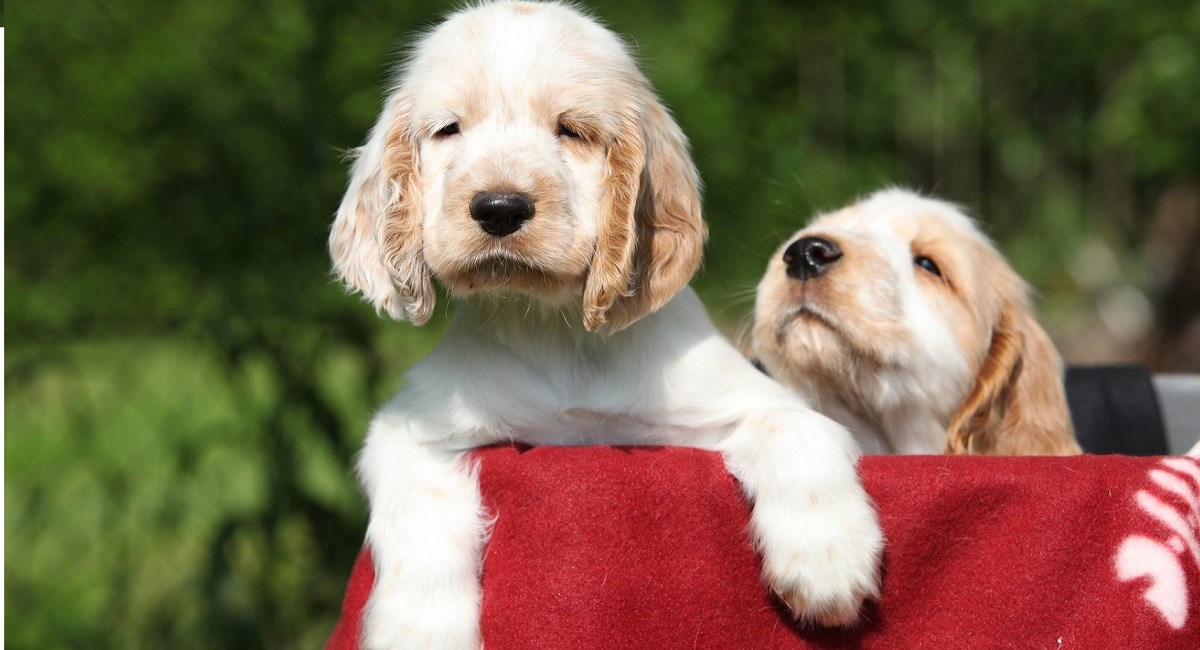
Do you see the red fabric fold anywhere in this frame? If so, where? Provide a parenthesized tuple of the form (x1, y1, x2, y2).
(327, 447, 1200, 649)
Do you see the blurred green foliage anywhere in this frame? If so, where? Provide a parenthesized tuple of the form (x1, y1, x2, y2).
(7, 0, 1200, 647)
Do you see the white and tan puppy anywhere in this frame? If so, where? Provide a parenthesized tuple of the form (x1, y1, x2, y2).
(330, 3, 883, 648)
(754, 189, 1080, 456)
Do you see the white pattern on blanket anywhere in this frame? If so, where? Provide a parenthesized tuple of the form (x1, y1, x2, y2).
(1116, 458, 1200, 629)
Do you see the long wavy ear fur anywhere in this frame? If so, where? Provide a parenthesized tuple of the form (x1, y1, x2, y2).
(582, 92, 706, 333)
(328, 97, 434, 325)
(944, 303, 1081, 455)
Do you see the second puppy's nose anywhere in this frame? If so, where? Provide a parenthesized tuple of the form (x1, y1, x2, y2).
(469, 192, 535, 237)
(783, 236, 842, 280)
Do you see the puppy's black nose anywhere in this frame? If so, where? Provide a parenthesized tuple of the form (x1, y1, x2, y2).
(783, 236, 842, 280)
(469, 192, 535, 237)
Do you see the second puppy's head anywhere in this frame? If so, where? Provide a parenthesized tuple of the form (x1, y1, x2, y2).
(753, 189, 1078, 455)
(330, 1, 705, 332)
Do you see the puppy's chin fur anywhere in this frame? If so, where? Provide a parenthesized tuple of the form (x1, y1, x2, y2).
(435, 254, 587, 305)
(758, 311, 917, 455)
(756, 282, 910, 404)
(764, 308, 853, 380)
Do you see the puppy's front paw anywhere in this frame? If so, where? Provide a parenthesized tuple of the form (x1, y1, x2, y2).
(361, 582, 482, 650)
(753, 483, 884, 627)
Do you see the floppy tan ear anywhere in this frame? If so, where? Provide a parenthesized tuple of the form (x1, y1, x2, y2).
(582, 94, 706, 332)
(944, 304, 1081, 455)
(328, 97, 434, 325)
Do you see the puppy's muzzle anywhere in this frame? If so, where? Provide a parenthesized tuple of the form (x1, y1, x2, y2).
(783, 236, 842, 280)
(470, 192, 535, 237)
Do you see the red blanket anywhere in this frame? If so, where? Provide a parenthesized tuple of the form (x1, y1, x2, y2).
(327, 447, 1200, 648)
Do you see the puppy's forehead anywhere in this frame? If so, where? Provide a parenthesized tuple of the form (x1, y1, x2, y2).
(407, 3, 636, 120)
(809, 190, 986, 246)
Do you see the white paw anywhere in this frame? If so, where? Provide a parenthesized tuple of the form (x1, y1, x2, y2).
(752, 482, 884, 627)
(361, 581, 482, 650)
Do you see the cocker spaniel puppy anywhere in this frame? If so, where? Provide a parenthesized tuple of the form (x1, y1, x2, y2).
(329, 3, 883, 648)
(753, 189, 1081, 456)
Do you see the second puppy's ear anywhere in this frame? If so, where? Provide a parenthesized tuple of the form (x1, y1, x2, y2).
(329, 96, 434, 325)
(945, 302, 1080, 455)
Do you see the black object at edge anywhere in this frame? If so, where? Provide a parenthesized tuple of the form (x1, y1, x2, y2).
(1065, 365, 1167, 455)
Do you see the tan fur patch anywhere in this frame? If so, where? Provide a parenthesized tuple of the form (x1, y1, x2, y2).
(583, 107, 644, 331)
(379, 113, 435, 324)
(601, 98, 706, 331)
(328, 100, 435, 324)
(945, 306, 1081, 455)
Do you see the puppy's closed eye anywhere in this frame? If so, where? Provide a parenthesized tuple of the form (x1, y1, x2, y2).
(435, 122, 461, 137)
(556, 116, 602, 144)
(556, 121, 582, 139)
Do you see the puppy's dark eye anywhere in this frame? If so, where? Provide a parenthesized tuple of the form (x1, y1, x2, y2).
(914, 255, 942, 278)
(557, 122, 581, 139)
(435, 122, 460, 137)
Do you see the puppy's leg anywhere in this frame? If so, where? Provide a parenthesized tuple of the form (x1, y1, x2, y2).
(715, 384, 884, 626)
(358, 420, 488, 650)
